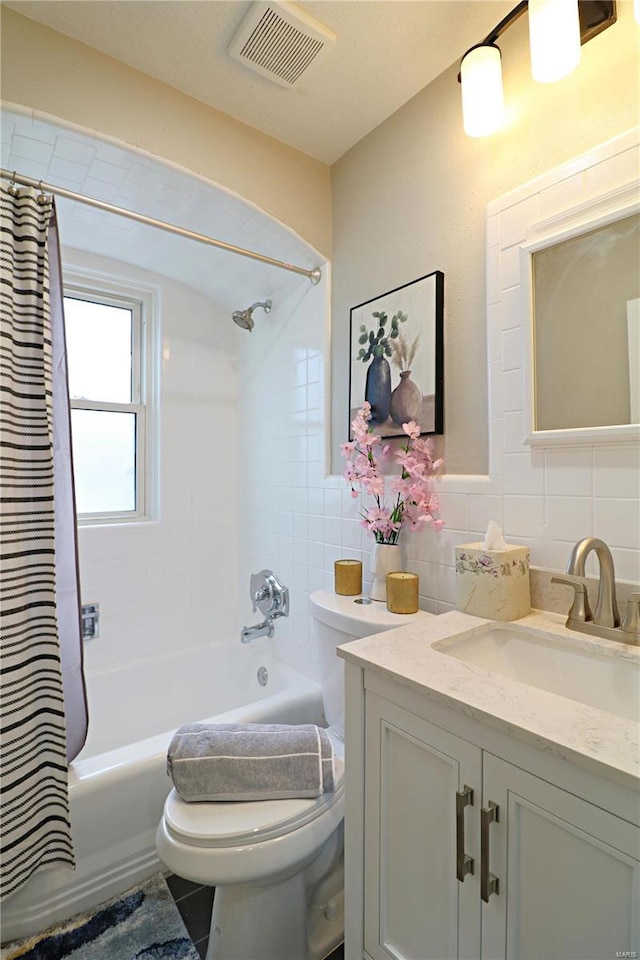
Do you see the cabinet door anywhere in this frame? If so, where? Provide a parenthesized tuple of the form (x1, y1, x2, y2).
(364, 693, 482, 960)
(482, 753, 640, 960)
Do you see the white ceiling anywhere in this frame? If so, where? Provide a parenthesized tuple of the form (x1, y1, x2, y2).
(3, 0, 514, 164)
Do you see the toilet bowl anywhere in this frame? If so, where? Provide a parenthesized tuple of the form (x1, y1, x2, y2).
(156, 590, 429, 960)
(156, 735, 345, 960)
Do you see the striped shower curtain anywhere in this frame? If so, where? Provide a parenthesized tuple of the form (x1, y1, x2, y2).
(0, 186, 87, 900)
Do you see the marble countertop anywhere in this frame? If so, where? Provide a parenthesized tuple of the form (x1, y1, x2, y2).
(337, 609, 640, 791)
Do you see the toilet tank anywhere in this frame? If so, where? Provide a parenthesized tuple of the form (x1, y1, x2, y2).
(309, 590, 432, 739)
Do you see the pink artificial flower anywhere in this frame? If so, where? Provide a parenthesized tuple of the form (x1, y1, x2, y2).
(362, 475, 385, 498)
(402, 420, 421, 440)
(341, 403, 445, 543)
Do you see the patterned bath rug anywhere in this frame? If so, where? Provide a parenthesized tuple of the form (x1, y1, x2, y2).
(1, 873, 200, 960)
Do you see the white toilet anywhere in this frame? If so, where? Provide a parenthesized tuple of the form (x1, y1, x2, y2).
(156, 590, 428, 960)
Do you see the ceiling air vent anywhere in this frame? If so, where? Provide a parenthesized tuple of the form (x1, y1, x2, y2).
(228, 1, 336, 88)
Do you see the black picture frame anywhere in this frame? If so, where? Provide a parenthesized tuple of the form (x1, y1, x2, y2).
(348, 270, 444, 439)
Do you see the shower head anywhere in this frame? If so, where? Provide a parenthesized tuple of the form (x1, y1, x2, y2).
(232, 299, 272, 332)
(232, 308, 255, 332)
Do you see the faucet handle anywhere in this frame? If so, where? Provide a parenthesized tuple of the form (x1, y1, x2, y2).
(551, 574, 593, 623)
(621, 593, 640, 637)
(249, 569, 290, 618)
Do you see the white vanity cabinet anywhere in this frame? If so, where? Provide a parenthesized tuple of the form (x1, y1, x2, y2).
(345, 667, 640, 960)
(363, 693, 482, 960)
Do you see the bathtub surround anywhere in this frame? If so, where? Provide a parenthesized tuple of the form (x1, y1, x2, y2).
(65, 248, 239, 682)
(2, 873, 199, 960)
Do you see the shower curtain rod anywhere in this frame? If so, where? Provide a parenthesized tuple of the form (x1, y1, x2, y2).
(1, 168, 322, 284)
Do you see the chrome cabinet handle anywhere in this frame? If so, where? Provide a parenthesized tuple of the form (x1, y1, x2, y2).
(455, 785, 474, 882)
(481, 801, 500, 902)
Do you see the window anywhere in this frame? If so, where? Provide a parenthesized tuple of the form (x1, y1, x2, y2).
(64, 279, 155, 523)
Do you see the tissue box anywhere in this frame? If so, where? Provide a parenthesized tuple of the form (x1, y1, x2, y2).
(455, 543, 530, 621)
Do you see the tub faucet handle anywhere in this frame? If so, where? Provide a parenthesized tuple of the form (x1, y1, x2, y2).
(242, 570, 290, 643)
(250, 569, 290, 619)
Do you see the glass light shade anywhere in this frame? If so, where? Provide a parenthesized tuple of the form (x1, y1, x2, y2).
(460, 44, 505, 138)
(528, 0, 581, 83)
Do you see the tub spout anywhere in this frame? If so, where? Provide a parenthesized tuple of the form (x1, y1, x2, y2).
(240, 618, 275, 643)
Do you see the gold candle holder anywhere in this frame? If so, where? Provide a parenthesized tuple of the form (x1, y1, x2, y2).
(334, 559, 362, 596)
(386, 572, 419, 614)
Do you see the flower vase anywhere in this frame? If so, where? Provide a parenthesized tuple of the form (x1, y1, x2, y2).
(369, 542, 404, 602)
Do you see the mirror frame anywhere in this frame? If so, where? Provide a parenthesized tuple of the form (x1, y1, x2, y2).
(520, 179, 640, 447)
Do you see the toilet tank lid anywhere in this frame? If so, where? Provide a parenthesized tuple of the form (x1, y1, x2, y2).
(309, 590, 432, 637)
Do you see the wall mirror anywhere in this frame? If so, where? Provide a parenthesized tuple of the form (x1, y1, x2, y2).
(532, 212, 639, 431)
(521, 181, 640, 447)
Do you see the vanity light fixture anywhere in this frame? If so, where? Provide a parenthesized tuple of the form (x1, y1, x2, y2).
(459, 0, 617, 138)
(528, 0, 581, 82)
(460, 43, 505, 138)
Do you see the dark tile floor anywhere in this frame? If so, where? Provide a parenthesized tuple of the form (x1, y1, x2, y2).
(166, 873, 344, 960)
(166, 874, 215, 959)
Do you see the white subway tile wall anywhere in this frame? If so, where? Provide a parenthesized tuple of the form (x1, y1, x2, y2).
(73, 251, 239, 678)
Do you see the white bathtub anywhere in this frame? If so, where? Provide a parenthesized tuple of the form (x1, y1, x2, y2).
(1, 644, 324, 943)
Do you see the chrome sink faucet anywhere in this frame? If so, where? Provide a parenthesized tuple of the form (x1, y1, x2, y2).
(552, 537, 639, 645)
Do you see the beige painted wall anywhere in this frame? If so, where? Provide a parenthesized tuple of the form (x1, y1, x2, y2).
(0, 8, 331, 257)
(331, 3, 640, 475)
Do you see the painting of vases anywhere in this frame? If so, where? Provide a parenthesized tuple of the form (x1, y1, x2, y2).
(349, 271, 444, 439)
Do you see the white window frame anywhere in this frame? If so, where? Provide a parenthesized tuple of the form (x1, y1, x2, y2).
(64, 272, 158, 525)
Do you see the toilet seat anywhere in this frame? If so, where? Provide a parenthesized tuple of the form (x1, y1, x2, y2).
(163, 729, 345, 850)
(164, 759, 344, 848)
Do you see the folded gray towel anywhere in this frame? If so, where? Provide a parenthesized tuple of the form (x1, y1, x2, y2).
(166, 723, 336, 802)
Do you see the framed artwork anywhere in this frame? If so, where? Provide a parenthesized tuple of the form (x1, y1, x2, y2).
(349, 270, 444, 439)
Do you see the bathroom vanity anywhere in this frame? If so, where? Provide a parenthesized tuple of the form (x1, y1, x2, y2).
(338, 610, 640, 960)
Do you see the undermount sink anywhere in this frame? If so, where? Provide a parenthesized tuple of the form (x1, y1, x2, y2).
(434, 623, 640, 722)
